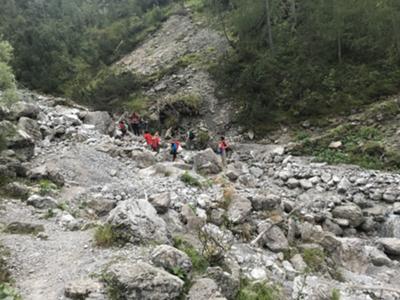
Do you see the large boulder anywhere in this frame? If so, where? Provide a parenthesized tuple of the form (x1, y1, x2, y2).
(0, 121, 34, 160)
(107, 199, 170, 245)
(27, 164, 65, 186)
(83, 111, 114, 135)
(9, 101, 40, 120)
(27, 195, 58, 209)
(104, 262, 184, 300)
(332, 204, 364, 227)
(149, 192, 171, 214)
(18, 117, 42, 141)
(257, 221, 289, 252)
(64, 279, 104, 300)
(206, 267, 240, 300)
(151, 244, 193, 275)
(227, 195, 252, 224)
(188, 278, 226, 300)
(193, 148, 223, 175)
(378, 238, 400, 256)
(130, 150, 156, 169)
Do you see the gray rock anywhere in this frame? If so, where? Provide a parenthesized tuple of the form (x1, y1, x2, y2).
(149, 192, 171, 214)
(104, 262, 184, 300)
(250, 192, 281, 211)
(107, 199, 170, 245)
(257, 221, 289, 252)
(18, 117, 42, 141)
(9, 101, 40, 120)
(28, 165, 65, 186)
(83, 111, 114, 135)
(287, 178, 299, 189)
(0, 120, 34, 160)
(64, 279, 104, 300)
(332, 204, 364, 227)
(206, 267, 239, 300)
(299, 179, 313, 190)
(131, 150, 156, 169)
(394, 203, 400, 215)
(290, 254, 307, 272)
(227, 195, 252, 224)
(151, 244, 192, 275)
(225, 169, 239, 181)
(87, 198, 116, 216)
(5, 222, 44, 234)
(337, 177, 351, 193)
(383, 189, 398, 203)
(193, 148, 223, 175)
(58, 213, 80, 231)
(249, 166, 263, 178)
(365, 246, 392, 267)
(27, 195, 58, 209)
(378, 238, 400, 256)
(188, 278, 226, 300)
(4, 182, 30, 199)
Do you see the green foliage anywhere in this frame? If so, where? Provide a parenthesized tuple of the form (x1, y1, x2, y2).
(197, 130, 210, 149)
(0, 0, 172, 99)
(94, 225, 118, 248)
(0, 38, 17, 104)
(38, 179, 58, 196)
(180, 172, 202, 188)
(0, 245, 10, 284)
(0, 284, 21, 300)
(43, 209, 55, 220)
(236, 279, 281, 300)
(302, 248, 326, 273)
(331, 288, 341, 300)
(294, 124, 400, 170)
(201, 0, 400, 131)
(173, 236, 209, 273)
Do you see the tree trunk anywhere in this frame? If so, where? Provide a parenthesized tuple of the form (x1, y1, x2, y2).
(265, 0, 274, 51)
(337, 31, 342, 63)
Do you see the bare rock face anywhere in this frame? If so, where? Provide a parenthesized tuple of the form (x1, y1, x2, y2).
(151, 244, 192, 275)
(83, 111, 114, 136)
(104, 262, 184, 300)
(107, 198, 170, 245)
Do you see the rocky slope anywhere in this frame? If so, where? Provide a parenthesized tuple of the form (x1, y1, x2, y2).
(116, 10, 235, 136)
(1, 92, 400, 300)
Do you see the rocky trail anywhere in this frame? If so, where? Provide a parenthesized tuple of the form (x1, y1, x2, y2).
(1, 12, 400, 300)
(1, 91, 400, 300)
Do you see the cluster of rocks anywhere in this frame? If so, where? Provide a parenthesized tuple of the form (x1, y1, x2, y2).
(2, 91, 400, 300)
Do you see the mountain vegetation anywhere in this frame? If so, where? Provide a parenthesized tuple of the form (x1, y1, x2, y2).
(198, 0, 400, 130)
(1, 0, 400, 130)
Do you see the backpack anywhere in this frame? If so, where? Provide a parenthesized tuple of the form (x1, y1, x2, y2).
(170, 143, 177, 154)
(189, 131, 195, 140)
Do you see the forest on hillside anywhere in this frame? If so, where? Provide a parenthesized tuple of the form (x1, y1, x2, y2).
(1, 0, 400, 129)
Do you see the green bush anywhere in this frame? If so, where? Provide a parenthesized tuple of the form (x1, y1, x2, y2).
(0, 284, 21, 300)
(94, 225, 118, 248)
(302, 248, 326, 273)
(39, 179, 58, 196)
(173, 236, 209, 273)
(180, 172, 202, 188)
(331, 288, 341, 300)
(236, 279, 281, 300)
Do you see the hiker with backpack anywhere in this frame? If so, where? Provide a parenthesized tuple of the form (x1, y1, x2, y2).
(130, 112, 141, 136)
(118, 120, 128, 137)
(186, 130, 195, 150)
(151, 131, 161, 153)
(143, 131, 153, 148)
(170, 138, 181, 162)
(218, 136, 229, 166)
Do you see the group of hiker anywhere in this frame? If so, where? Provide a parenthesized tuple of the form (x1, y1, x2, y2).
(116, 111, 230, 164)
(117, 111, 148, 137)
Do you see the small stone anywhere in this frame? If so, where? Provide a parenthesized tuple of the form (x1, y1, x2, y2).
(287, 178, 299, 189)
(337, 177, 351, 193)
(329, 141, 342, 149)
(300, 179, 313, 190)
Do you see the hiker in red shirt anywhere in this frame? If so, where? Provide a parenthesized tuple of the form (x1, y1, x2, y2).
(143, 131, 153, 147)
(151, 131, 161, 153)
(118, 120, 127, 137)
(218, 136, 228, 166)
